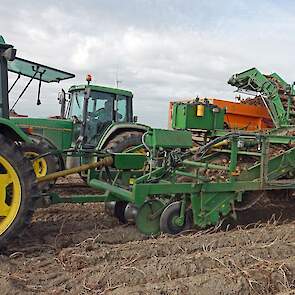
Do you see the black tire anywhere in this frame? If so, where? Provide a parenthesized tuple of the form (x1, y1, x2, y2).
(21, 140, 60, 191)
(104, 131, 144, 223)
(105, 131, 144, 153)
(114, 201, 128, 223)
(160, 201, 192, 235)
(30, 134, 64, 171)
(0, 134, 38, 247)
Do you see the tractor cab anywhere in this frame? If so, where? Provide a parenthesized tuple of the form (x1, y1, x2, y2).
(60, 80, 136, 147)
(67, 84, 134, 123)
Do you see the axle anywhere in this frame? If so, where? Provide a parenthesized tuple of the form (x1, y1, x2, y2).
(37, 156, 113, 183)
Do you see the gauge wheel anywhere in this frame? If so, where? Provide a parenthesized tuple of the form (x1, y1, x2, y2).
(136, 199, 164, 235)
(160, 201, 192, 235)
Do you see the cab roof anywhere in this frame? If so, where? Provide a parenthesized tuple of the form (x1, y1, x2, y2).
(0, 35, 75, 83)
(68, 84, 133, 97)
(8, 57, 75, 83)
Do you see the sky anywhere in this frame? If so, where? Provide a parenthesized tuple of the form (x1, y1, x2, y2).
(1, 0, 295, 127)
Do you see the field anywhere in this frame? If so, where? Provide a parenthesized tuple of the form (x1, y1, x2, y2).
(1, 175, 295, 295)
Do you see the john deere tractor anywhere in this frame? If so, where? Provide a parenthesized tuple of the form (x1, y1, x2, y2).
(6, 36, 148, 221)
(12, 74, 148, 179)
(13, 80, 148, 221)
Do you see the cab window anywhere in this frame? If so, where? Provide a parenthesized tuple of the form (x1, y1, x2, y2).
(116, 95, 127, 122)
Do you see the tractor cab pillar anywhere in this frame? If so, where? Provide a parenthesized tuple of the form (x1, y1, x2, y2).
(0, 41, 16, 118)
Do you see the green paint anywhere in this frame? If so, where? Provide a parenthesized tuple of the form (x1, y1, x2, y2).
(144, 128, 193, 150)
(113, 153, 146, 170)
(12, 118, 73, 150)
(0, 117, 32, 142)
(172, 102, 225, 130)
(69, 84, 133, 97)
(228, 68, 291, 127)
(136, 200, 164, 235)
(50, 192, 113, 204)
(89, 178, 134, 203)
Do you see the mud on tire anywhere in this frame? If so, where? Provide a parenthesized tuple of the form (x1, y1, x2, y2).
(105, 131, 144, 153)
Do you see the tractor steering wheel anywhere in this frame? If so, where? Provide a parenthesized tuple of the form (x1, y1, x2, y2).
(91, 108, 105, 118)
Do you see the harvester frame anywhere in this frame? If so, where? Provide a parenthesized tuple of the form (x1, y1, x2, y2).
(2, 35, 295, 245)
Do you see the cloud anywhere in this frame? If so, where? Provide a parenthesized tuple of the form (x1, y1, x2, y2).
(1, 0, 295, 127)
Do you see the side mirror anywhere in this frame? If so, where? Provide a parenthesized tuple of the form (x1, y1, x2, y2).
(58, 89, 66, 118)
(133, 115, 138, 123)
(2, 47, 16, 61)
(58, 90, 66, 104)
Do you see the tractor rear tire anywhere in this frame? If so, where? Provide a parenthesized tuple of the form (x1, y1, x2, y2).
(104, 131, 144, 223)
(0, 135, 37, 247)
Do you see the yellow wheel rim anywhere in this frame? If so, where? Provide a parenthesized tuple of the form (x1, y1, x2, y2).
(123, 146, 146, 155)
(24, 151, 47, 178)
(0, 156, 22, 235)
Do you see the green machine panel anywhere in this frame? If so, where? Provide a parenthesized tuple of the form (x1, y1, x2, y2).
(172, 103, 225, 130)
(11, 117, 74, 150)
(145, 128, 193, 149)
(113, 153, 146, 170)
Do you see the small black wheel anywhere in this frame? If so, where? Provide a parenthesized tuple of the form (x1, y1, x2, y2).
(160, 201, 192, 235)
(114, 201, 128, 223)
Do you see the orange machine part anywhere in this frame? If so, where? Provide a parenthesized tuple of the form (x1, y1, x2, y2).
(212, 99, 273, 130)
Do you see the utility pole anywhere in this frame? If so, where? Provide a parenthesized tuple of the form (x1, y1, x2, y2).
(115, 69, 122, 88)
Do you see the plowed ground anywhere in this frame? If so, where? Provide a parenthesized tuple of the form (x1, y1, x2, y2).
(1, 175, 295, 295)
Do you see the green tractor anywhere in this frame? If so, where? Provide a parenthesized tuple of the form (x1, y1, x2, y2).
(13, 80, 148, 175)
(13, 80, 148, 221)
(0, 34, 148, 246)
(7, 39, 148, 221)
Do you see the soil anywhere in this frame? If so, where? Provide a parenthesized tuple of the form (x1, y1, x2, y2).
(1, 175, 295, 295)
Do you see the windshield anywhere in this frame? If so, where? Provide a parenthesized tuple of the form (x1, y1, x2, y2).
(88, 91, 114, 122)
(68, 90, 130, 123)
(68, 90, 84, 119)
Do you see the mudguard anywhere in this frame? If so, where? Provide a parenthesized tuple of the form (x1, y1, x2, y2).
(0, 118, 32, 143)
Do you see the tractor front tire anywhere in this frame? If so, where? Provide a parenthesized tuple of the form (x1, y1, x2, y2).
(0, 135, 37, 247)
